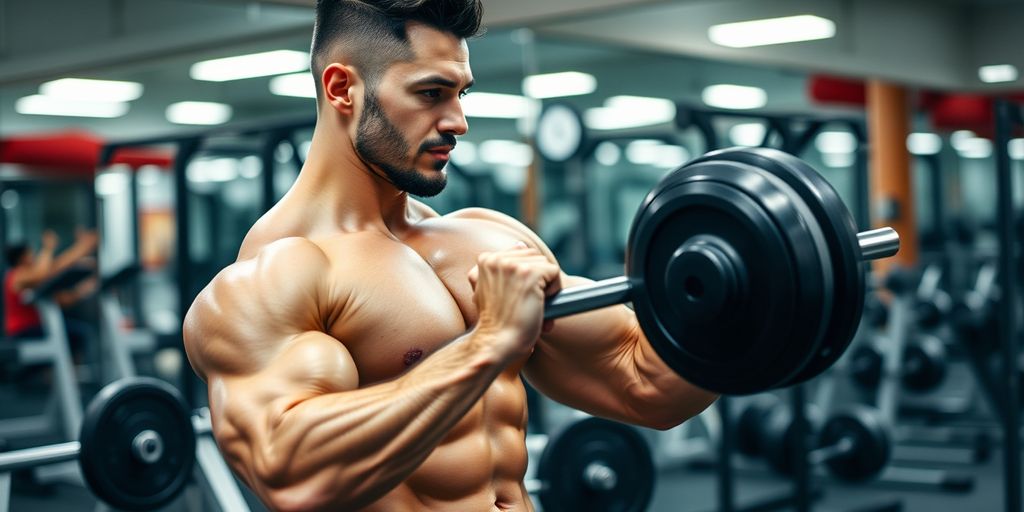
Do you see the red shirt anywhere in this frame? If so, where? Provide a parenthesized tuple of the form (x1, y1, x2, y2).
(5, 271, 41, 336)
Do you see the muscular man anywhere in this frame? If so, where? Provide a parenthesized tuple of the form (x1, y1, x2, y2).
(183, 1, 717, 510)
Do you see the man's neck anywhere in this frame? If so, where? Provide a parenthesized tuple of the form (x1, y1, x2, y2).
(293, 122, 415, 236)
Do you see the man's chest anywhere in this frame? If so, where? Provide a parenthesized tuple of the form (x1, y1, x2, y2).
(329, 216, 529, 384)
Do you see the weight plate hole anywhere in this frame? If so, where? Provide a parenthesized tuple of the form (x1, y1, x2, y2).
(685, 276, 705, 300)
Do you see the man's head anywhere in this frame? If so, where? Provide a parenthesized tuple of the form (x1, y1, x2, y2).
(311, 0, 483, 197)
(5, 244, 30, 269)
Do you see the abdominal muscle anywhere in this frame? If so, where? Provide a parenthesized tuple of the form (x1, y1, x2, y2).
(362, 373, 534, 512)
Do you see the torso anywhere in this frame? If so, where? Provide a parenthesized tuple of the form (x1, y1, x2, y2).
(4, 271, 41, 337)
(250, 203, 536, 511)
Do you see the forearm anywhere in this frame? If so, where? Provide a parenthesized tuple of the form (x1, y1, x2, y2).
(258, 328, 507, 510)
(529, 304, 716, 430)
(50, 244, 93, 276)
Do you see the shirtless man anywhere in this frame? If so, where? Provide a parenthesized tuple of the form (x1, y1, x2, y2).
(183, 1, 717, 510)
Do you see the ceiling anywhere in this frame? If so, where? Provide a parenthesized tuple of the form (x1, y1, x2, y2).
(0, 0, 1021, 140)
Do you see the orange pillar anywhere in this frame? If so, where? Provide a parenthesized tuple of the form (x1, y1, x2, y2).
(521, 154, 541, 230)
(867, 80, 918, 272)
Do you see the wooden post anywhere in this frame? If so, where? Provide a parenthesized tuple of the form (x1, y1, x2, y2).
(867, 80, 918, 273)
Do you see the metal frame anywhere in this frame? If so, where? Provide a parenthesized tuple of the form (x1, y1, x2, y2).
(993, 99, 1021, 512)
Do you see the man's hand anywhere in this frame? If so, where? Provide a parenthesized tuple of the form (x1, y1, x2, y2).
(74, 228, 99, 251)
(467, 242, 561, 362)
(41, 230, 58, 250)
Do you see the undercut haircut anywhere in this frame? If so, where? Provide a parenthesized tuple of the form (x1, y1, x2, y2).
(311, 0, 484, 100)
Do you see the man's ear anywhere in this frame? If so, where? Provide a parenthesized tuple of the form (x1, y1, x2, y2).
(322, 63, 359, 115)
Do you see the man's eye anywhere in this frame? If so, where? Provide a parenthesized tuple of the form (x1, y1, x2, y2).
(420, 89, 441, 99)
(459, 90, 470, 99)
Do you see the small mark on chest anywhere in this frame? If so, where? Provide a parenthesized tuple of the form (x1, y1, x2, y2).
(403, 348, 424, 367)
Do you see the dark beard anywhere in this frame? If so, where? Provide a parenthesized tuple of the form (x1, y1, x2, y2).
(355, 89, 452, 198)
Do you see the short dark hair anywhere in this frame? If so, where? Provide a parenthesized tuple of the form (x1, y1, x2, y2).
(311, 0, 484, 99)
(5, 244, 27, 268)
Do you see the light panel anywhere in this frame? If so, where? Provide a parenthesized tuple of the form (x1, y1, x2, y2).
(979, 64, 1018, 84)
(191, 50, 309, 82)
(270, 73, 316, 98)
(166, 101, 232, 125)
(709, 15, 836, 48)
(40, 78, 143, 102)
(906, 133, 942, 155)
(584, 95, 676, 130)
(522, 72, 597, 99)
(16, 95, 128, 118)
(462, 92, 535, 119)
(701, 84, 767, 110)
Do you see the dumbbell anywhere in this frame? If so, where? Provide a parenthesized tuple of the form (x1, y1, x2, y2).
(527, 417, 654, 512)
(849, 335, 947, 392)
(915, 289, 952, 330)
(863, 293, 889, 329)
(738, 396, 891, 482)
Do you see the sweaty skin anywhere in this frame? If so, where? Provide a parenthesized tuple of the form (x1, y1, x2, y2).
(183, 23, 717, 512)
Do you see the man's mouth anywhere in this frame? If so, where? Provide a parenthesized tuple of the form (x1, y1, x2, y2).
(425, 146, 453, 161)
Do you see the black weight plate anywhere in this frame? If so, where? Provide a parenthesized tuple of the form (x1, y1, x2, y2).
(80, 377, 195, 511)
(819, 405, 890, 481)
(538, 417, 654, 512)
(902, 334, 947, 392)
(698, 148, 865, 386)
(760, 404, 823, 475)
(849, 343, 883, 390)
(626, 156, 829, 394)
(737, 395, 779, 457)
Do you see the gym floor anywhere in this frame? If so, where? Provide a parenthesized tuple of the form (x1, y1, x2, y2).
(3, 447, 1007, 512)
(0, 363, 1008, 512)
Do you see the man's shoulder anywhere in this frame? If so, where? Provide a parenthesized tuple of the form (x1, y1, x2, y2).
(444, 207, 547, 247)
(445, 207, 529, 231)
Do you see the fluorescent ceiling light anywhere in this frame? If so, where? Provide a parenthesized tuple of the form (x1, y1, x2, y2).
(625, 140, 690, 168)
(522, 71, 597, 99)
(822, 152, 855, 168)
(950, 130, 977, 152)
(190, 50, 309, 82)
(187, 158, 239, 183)
(1010, 139, 1024, 160)
(96, 172, 129, 196)
(584, 95, 676, 130)
(594, 142, 621, 166)
(239, 156, 262, 179)
(16, 95, 128, 118)
(709, 15, 836, 48)
(702, 84, 767, 110)
(729, 123, 767, 146)
(957, 137, 992, 159)
(270, 73, 316, 98)
(480, 140, 534, 167)
(1, 190, 19, 210)
(462, 92, 535, 119)
(979, 64, 1018, 84)
(40, 78, 143, 102)
(815, 131, 857, 154)
(137, 166, 164, 187)
(907, 133, 942, 155)
(166, 101, 232, 125)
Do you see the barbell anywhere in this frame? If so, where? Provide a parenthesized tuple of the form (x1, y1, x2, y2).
(0, 377, 195, 511)
(543, 147, 899, 394)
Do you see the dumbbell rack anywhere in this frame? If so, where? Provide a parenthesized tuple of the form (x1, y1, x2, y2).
(709, 388, 902, 512)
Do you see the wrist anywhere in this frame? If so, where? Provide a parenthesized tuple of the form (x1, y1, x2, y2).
(468, 324, 519, 366)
